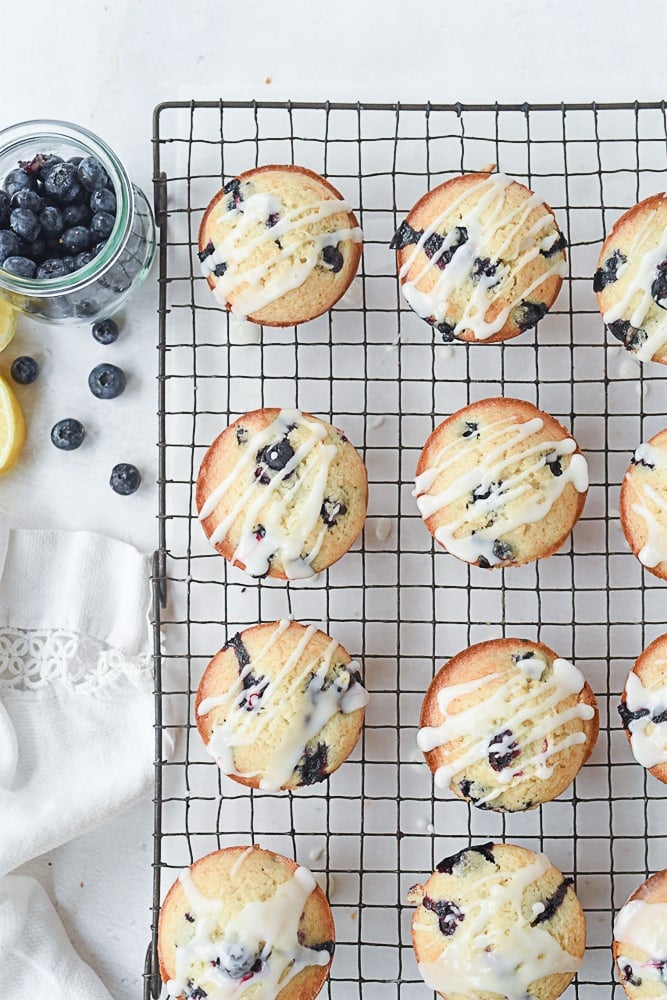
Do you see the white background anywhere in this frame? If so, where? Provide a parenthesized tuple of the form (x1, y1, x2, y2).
(1, 2, 666, 996)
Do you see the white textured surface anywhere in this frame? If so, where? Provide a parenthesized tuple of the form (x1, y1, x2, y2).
(1, 1, 666, 997)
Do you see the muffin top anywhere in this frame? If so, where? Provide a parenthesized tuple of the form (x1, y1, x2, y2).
(614, 870, 667, 1000)
(619, 633, 667, 783)
(620, 428, 667, 580)
(198, 164, 362, 326)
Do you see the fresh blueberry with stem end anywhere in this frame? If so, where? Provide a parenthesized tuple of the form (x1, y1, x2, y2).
(0, 191, 10, 227)
(39, 205, 65, 237)
(514, 300, 548, 331)
(0, 230, 20, 263)
(90, 187, 116, 214)
(89, 362, 126, 399)
(78, 156, 110, 192)
(110, 463, 141, 496)
(10, 208, 41, 242)
(11, 189, 44, 213)
(321, 244, 344, 273)
(3, 168, 35, 199)
(90, 211, 115, 240)
(10, 356, 39, 385)
(2, 256, 37, 278)
(44, 162, 83, 204)
(257, 437, 294, 472)
(60, 226, 92, 254)
(593, 249, 627, 293)
(36, 258, 70, 279)
(91, 317, 119, 345)
(423, 897, 465, 937)
(51, 418, 85, 450)
(63, 203, 90, 228)
(24, 153, 64, 182)
(488, 729, 520, 772)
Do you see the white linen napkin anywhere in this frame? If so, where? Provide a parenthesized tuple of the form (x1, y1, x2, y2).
(0, 524, 158, 876)
(0, 874, 113, 1000)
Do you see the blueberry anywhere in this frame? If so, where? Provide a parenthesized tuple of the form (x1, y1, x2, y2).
(44, 162, 83, 204)
(462, 421, 479, 438)
(26, 153, 63, 182)
(3, 168, 34, 198)
(63, 204, 91, 228)
(296, 741, 329, 785)
(61, 226, 92, 254)
(110, 463, 141, 495)
(2, 256, 36, 278)
(540, 232, 567, 259)
(235, 426, 248, 445)
(530, 878, 573, 927)
(223, 632, 251, 669)
(51, 418, 85, 450)
(213, 261, 227, 277)
(78, 156, 110, 192)
(652, 259, 667, 309)
(91, 317, 119, 344)
(546, 454, 563, 476)
(90, 211, 115, 239)
(514, 300, 548, 331)
(427, 317, 456, 342)
(321, 244, 344, 273)
(472, 256, 501, 286)
(0, 191, 9, 227)
(72, 250, 95, 271)
(618, 701, 650, 730)
(257, 438, 294, 472)
(90, 187, 116, 214)
(0, 230, 20, 263)
(219, 942, 258, 980)
(223, 177, 243, 209)
(436, 843, 495, 874)
(423, 896, 465, 936)
(36, 258, 70, 279)
(320, 497, 347, 528)
(25, 237, 48, 263)
(197, 241, 214, 263)
(94, 240, 107, 256)
(40, 205, 65, 237)
(423, 226, 468, 270)
(11, 190, 44, 214)
(67, 155, 83, 167)
(593, 249, 627, 293)
(389, 219, 424, 251)
(488, 729, 520, 772)
(61, 256, 78, 273)
(471, 481, 500, 503)
(607, 318, 647, 353)
(621, 964, 642, 988)
(10, 356, 39, 385)
(492, 539, 514, 562)
(10, 208, 41, 242)
(88, 362, 126, 399)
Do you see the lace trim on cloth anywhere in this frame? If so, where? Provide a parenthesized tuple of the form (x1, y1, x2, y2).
(0, 627, 153, 694)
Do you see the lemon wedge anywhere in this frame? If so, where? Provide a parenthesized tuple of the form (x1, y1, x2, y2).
(0, 299, 17, 352)
(0, 375, 25, 474)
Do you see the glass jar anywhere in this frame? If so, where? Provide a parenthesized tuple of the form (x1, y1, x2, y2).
(0, 119, 156, 324)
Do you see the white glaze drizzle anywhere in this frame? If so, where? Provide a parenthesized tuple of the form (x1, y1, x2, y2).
(615, 899, 667, 994)
(413, 414, 588, 566)
(628, 441, 667, 569)
(625, 666, 667, 769)
(168, 862, 330, 999)
(417, 653, 595, 804)
(417, 852, 582, 999)
(199, 409, 341, 580)
(602, 212, 667, 362)
(198, 620, 368, 791)
(399, 172, 566, 341)
(201, 183, 362, 318)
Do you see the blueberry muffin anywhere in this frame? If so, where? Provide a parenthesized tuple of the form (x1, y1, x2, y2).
(390, 169, 566, 344)
(196, 408, 368, 580)
(195, 620, 368, 791)
(198, 165, 362, 326)
(594, 194, 667, 364)
(619, 633, 667, 783)
(158, 845, 334, 1000)
(413, 397, 589, 568)
(619, 430, 667, 580)
(614, 870, 667, 999)
(409, 842, 585, 1000)
(418, 638, 599, 811)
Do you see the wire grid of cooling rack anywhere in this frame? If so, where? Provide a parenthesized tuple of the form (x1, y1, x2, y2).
(148, 101, 667, 1000)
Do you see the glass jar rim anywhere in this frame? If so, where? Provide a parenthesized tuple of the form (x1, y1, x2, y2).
(0, 118, 134, 297)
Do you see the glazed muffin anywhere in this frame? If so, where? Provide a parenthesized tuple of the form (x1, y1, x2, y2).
(418, 638, 599, 811)
(594, 193, 667, 364)
(196, 408, 368, 580)
(198, 165, 362, 326)
(619, 430, 667, 580)
(195, 620, 368, 791)
(158, 846, 334, 1000)
(413, 396, 589, 568)
(614, 870, 667, 999)
(390, 169, 566, 344)
(619, 633, 667, 783)
(409, 842, 585, 1000)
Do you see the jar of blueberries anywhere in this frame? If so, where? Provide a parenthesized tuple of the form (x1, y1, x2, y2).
(0, 119, 155, 323)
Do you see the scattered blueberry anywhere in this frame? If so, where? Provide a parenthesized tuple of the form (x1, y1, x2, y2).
(0, 230, 21, 263)
(423, 896, 465, 936)
(488, 729, 520, 772)
(296, 741, 329, 785)
(60, 226, 91, 253)
(10, 356, 39, 385)
(0, 191, 10, 227)
(10, 208, 41, 242)
(44, 162, 83, 204)
(40, 205, 65, 237)
(88, 362, 126, 399)
(607, 318, 647, 353)
(514, 300, 548, 331)
(3, 168, 34, 199)
(62, 203, 91, 228)
(36, 258, 70, 279)
(219, 942, 258, 980)
(321, 244, 344, 273)
(530, 878, 573, 927)
(110, 463, 141, 495)
(77, 156, 110, 192)
(593, 249, 627, 293)
(389, 219, 424, 251)
(51, 418, 85, 450)
(436, 843, 495, 874)
(90, 187, 116, 214)
(91, 317, 120, 345)
(2, 256, 37, 278)
(11, 189, 44, 213)
(90, 211, 115, 239)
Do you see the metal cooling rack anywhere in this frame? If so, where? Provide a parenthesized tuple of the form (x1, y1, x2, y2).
(147, 101, 667, 1000)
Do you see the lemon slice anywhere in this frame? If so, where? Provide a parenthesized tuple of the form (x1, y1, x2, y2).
(0, 299, 17, 352)
(0, 374, 25, 474)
